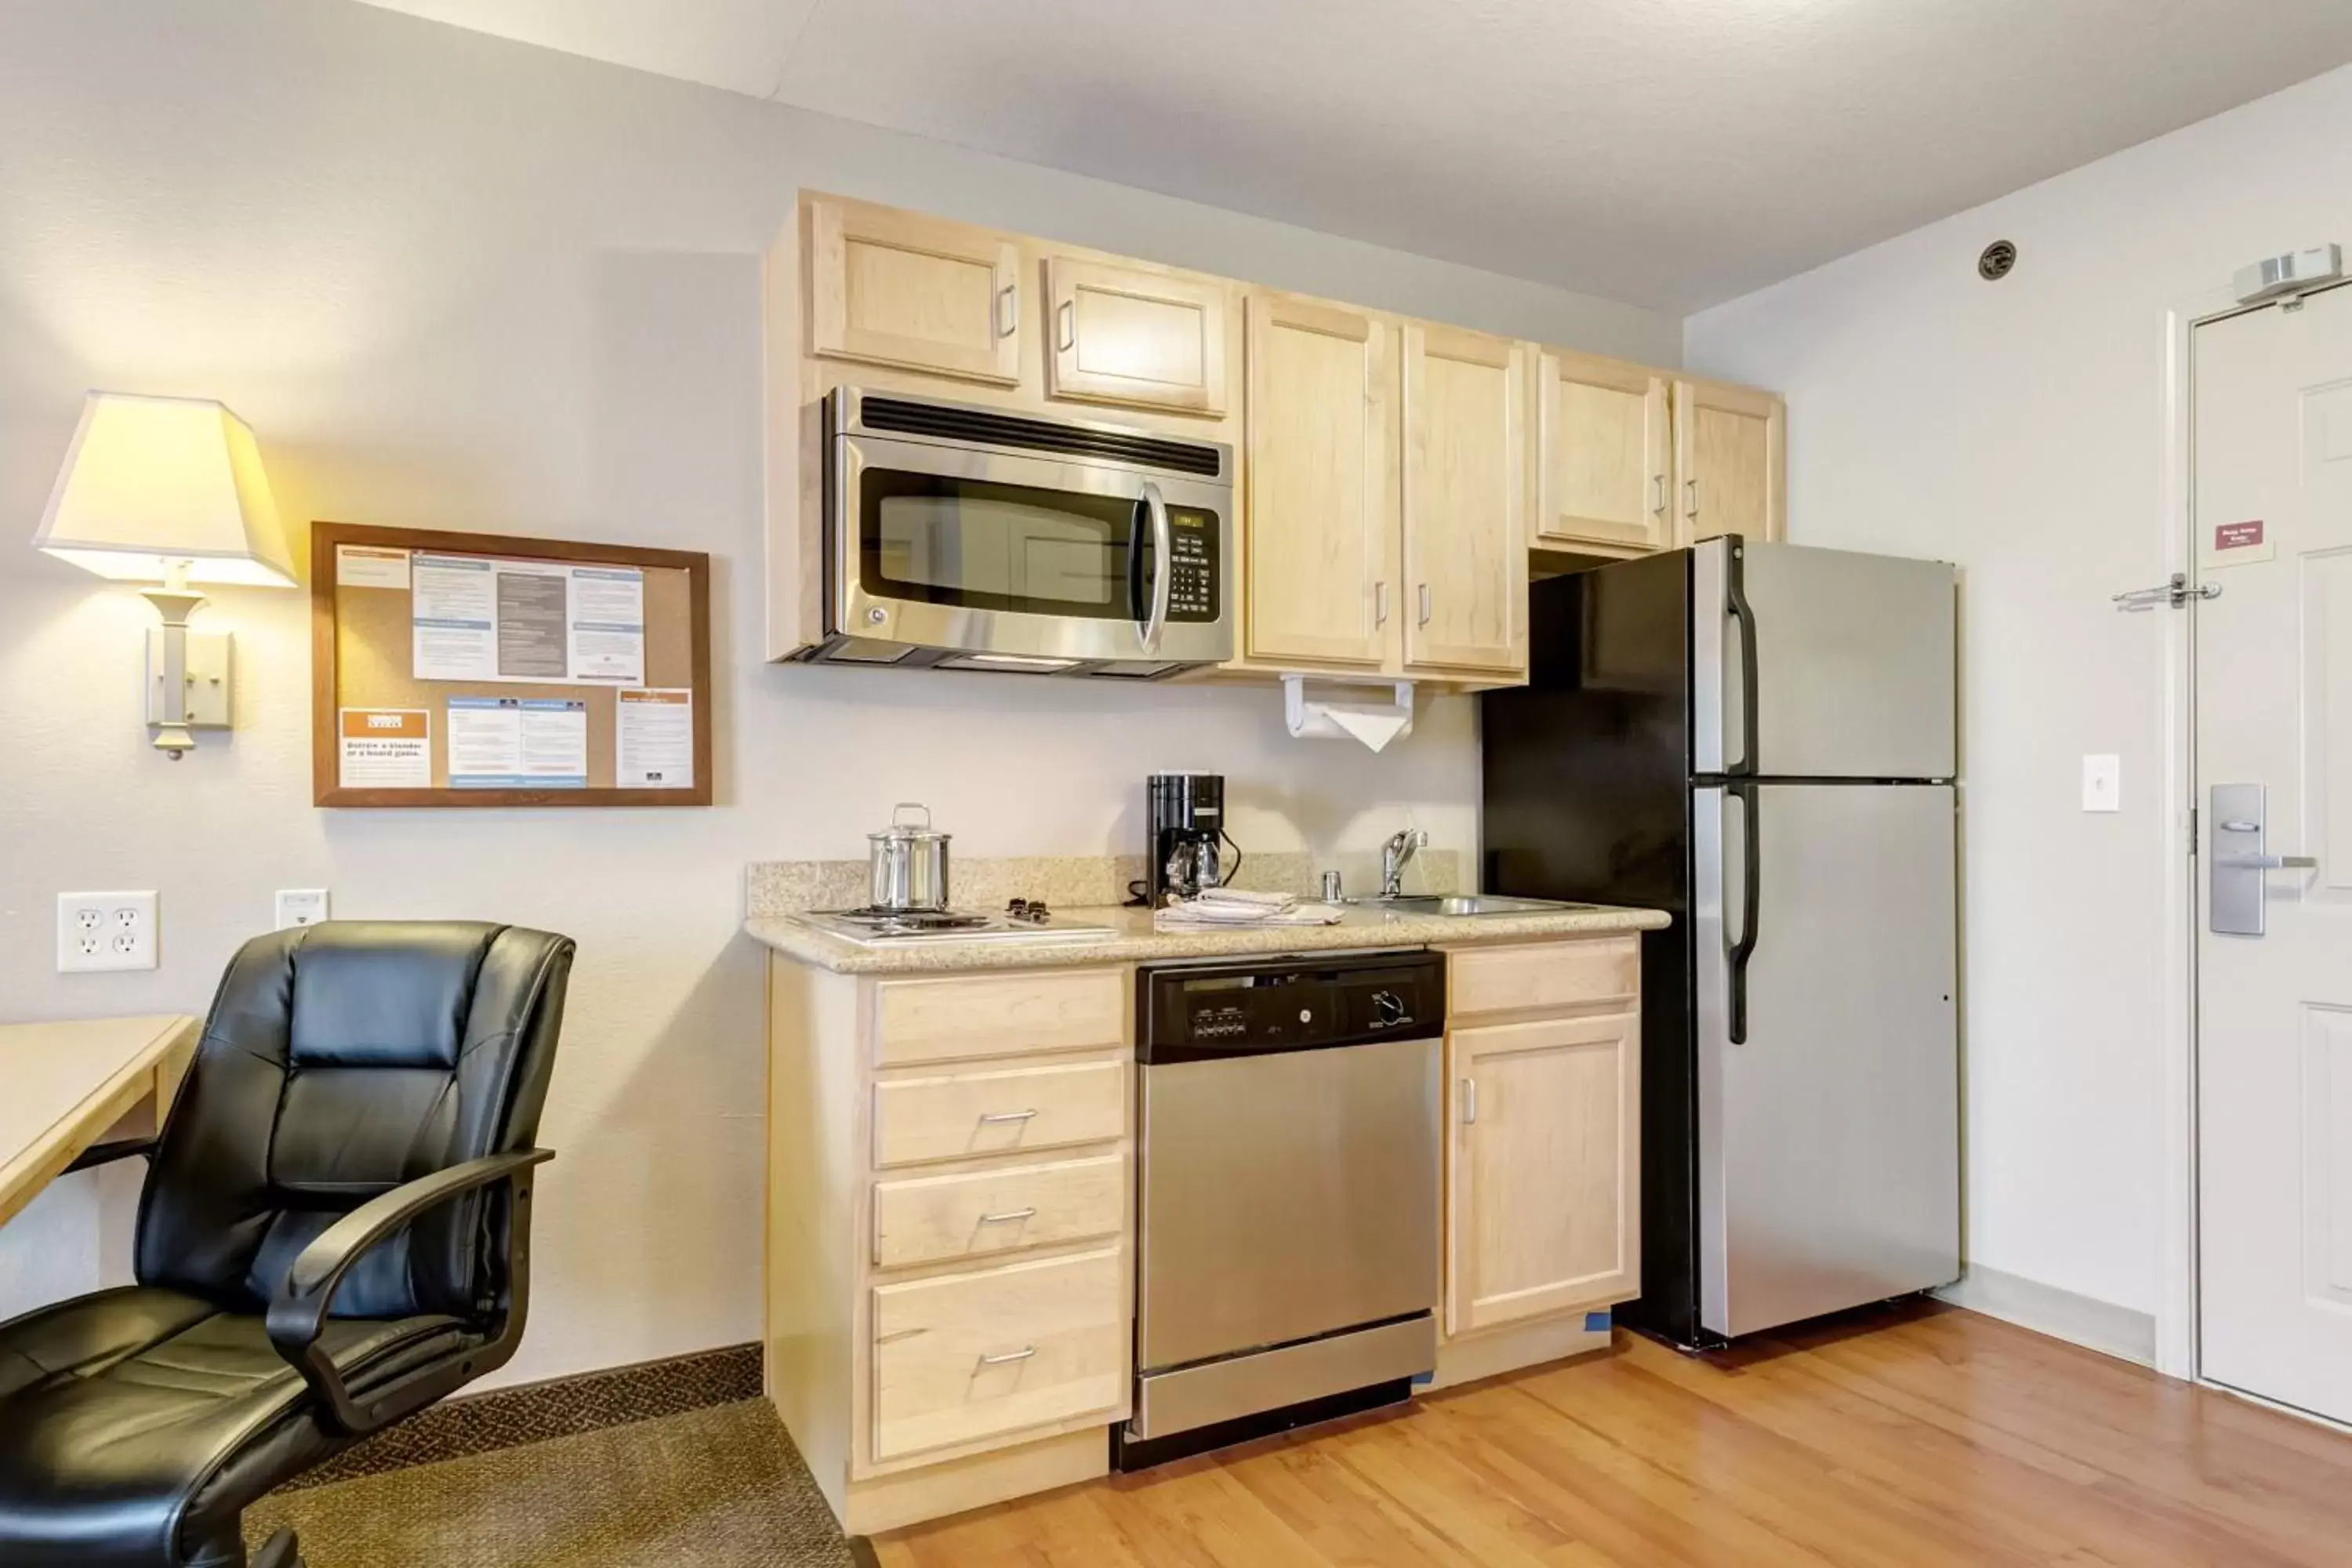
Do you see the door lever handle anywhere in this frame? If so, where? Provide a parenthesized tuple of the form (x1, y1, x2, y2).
(2216, 854, 2317, 871)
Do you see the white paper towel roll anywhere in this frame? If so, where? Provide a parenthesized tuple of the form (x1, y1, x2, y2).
(1283, 676, 1415, 751)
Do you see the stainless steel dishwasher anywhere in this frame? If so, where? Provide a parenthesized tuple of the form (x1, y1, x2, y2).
(1114, 949, 1444, 1471)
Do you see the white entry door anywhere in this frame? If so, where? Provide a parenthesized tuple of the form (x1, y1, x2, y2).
(2195, 281, 2352, 1423)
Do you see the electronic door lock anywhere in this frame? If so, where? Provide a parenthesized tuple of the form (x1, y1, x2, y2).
(2210, 783, 2315, 935)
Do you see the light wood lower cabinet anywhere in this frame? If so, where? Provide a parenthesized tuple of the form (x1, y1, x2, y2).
(1436, 935, 1642, 1374)
(1447, 1010, 1640, 1334)
(872, 1059, 1127, 1169)
(870, 1246, 1127, 1462)
(768, 957, 1134, 1536)
(873, 1154, 1126, 1270)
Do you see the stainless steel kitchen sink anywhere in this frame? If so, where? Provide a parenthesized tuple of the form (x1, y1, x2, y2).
(1348, 894, 1595, 917)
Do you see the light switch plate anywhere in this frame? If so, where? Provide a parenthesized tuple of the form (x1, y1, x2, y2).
(2082, 753, 2122, 813)
(274, 888, 330, 930)
(58, 891, 158, 972)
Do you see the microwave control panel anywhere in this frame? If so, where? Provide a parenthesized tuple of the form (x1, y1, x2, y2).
(1165, 509, 1221, 623)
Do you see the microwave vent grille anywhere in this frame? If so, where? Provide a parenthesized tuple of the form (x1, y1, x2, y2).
(858, 396, 1225, 477)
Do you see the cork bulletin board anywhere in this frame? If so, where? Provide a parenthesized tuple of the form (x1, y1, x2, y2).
(310, 521, 713, 808)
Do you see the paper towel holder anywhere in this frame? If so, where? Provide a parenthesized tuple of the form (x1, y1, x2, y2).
(1282, 673, 1417, 750)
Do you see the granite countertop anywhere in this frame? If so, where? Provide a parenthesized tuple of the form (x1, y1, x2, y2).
(746, 901, 1669, 975)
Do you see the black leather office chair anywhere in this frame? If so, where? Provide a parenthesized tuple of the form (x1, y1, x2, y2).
(0, 921, 573, 1568)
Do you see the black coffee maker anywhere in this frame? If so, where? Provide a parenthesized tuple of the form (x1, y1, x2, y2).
(1145, 773, 1240, 906)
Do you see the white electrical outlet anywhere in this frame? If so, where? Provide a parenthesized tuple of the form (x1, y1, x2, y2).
(58, 891, 158, 972)
(275, 888, 330, 930)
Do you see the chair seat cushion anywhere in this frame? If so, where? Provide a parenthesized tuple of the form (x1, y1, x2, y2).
(0, 1285, 477, 1566)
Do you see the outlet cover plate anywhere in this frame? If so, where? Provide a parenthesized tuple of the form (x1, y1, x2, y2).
(2082, 753, 2122, 813)
(275, 888, 329, 930)
(58, 891, 158, 972)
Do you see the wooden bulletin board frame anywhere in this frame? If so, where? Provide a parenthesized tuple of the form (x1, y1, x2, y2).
(311, 521, 713, 808)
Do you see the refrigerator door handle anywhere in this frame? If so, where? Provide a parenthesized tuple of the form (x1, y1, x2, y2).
(1725, 539, 1759, 779)
(1726, 782, 1761, 1044)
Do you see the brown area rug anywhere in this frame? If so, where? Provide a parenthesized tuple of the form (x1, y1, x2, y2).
(248, 1399, 856, 1567)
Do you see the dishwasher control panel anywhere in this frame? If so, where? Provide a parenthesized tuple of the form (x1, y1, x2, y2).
(1138, 950, 1445, 1064)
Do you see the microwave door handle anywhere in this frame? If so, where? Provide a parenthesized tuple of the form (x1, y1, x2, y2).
(1138, 479, 1171, 655)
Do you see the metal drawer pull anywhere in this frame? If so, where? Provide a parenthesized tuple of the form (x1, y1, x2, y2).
(1651, 474, 1667, 517)
(978, 1207, 1037, 1225)
(978, 1109, 1039, 1124)
(1461, 1077, 1478, 1124)
(1418, 583, 1432, 626)
(996, 283, 1018, 338)
(1058, 300, 1076, 351)
(978, 1346, 1037, 1367)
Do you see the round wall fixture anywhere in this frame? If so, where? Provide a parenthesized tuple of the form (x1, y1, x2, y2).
(1979, 240, 2018, 281)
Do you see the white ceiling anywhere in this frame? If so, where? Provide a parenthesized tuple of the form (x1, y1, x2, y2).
(354, 0, 2352, 311)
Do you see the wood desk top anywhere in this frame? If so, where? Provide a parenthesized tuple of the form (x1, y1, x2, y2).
(0, 1014, 199, 1229)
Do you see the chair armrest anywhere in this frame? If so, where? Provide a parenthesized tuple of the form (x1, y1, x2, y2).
(266, 1149, 553, 1435)
(63, 1136, 158, 1174)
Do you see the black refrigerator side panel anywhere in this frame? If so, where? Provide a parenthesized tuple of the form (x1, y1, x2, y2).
(1620, 910, 1697, 1346)
(1480, 552, 1700, 1347)
(1480, 555, 1693, 913)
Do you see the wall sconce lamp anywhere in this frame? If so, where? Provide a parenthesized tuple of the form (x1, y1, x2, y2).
(32, 392, 296, 758)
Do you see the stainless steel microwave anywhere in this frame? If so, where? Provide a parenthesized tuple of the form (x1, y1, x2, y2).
(810, 387, 1235, 677)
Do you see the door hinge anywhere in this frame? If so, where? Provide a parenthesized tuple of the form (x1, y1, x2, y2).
(2189, 805, 2198, 856)
(2113, 573, 2220, 613)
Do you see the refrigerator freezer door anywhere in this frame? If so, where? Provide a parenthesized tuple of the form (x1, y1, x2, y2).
(1693, 782, 1959, 1339)
(1693, 539, 1957, 779)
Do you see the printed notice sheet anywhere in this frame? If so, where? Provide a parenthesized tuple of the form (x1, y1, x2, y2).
(337, 709, 430, 788)
(336, 545, 412, 590)
(446, 696, 588, 789)
(615, 688, 694, 789)
(412, 554, 645, 685)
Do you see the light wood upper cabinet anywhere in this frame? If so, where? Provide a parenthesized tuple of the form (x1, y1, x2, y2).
(1536, 350, 1673, 554)
(807, 196, 1022, 386)
(1673, 376, 1786, 546)
(1447, 1009, 1640, 1336)
(1244, 292, 1399, 669)
(1402, 323, 1529, 676)
(1045, 258, 1231, 416)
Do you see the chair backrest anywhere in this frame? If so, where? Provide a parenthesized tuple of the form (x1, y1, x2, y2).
(136, 921, 573, 1319)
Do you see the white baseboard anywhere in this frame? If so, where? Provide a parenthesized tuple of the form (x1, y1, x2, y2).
(1934, 1265, 2157, 1367)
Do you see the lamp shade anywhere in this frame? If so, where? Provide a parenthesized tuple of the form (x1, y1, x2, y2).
(33, 392, 295, 586)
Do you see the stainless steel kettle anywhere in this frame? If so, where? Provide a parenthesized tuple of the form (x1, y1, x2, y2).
(868, 803, 951, 912)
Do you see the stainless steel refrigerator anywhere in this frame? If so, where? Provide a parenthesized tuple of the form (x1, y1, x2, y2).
(1481, 535, 1960, 1348)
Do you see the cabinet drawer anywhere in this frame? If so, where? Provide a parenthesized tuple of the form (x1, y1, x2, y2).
(870, 1246, 1127, 1463)
(1449, 937, 1639, 1021)
(872, 1059, 1127, 1170)
(873, 1153, 1126, 1270)
(873, 968, 1127, 1068)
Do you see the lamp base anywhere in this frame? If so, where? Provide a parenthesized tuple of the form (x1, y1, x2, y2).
(140, 584, 214, 760)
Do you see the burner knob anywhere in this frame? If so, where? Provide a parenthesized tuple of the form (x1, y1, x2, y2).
(1371, 990, 1406, 1025)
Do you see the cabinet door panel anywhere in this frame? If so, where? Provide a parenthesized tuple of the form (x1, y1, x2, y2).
(1404, 324, 1528, 677)
(1047, 259, 1230, 416)
(808, 196, 1021, 385)
(1537, 351, 1671, 553)
(1674, 378, 1785, 545)
(1448, 1011, 1639, 1334)
(1245, 293, 1397, 667)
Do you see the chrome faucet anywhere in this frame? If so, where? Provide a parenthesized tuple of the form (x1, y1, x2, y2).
(1380, 828, 1428, 898)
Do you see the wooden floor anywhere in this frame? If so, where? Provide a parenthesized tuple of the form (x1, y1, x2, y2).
(871, 1303, 2352, 1567)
